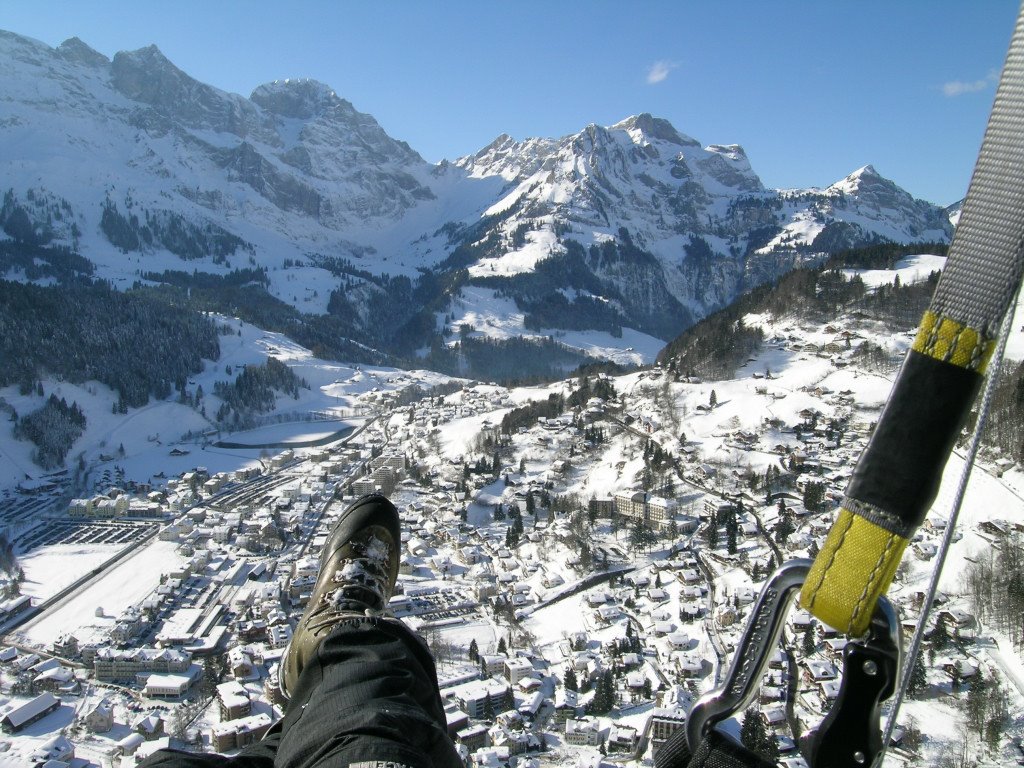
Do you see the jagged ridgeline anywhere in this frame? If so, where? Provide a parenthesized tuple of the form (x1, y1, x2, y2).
(657, 242, 947, 380)
(0, 30, 961, 385)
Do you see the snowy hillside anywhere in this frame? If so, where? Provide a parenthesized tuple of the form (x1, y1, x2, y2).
(0, 315, 458, 492)
(0, 30, 953, 372)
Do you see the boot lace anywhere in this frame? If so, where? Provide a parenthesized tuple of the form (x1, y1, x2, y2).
(305, 535, 392, 636)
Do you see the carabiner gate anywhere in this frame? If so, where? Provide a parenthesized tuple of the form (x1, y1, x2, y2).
(684, 559, 901, 768)
(687, 559, 811, 752)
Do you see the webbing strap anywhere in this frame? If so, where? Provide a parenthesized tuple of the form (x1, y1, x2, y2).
(801, 2, 1024, 636)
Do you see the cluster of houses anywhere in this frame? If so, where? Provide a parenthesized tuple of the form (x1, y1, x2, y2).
(0, 360, 1015, 766)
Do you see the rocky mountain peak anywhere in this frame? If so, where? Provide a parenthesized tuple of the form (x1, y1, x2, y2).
(56, 36, 109, 67)
(829, 164, 889, 194)
(612, 113, 698, 147)
(111, 44, 202, 105)
(250, 78, 349, 120)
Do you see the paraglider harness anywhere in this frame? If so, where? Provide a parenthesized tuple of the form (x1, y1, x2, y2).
(655, 6, 1024, 767)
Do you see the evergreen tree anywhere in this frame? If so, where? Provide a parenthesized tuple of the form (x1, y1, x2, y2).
(709, 389, 718, 408)
(775, 512, 795, 545)
(803, 481, 826, 512)
(908, 653, 927, 697)
(564, 667, 578, 692)
(468, 638, 479, 662)
(740, 709, 766, 754)
(497, 637, 507, 655)
(930, 619, 950, 651)
(802, 625, 816, 657)
(705, 520, 719, 549)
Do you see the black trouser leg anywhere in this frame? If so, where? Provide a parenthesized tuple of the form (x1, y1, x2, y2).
(275, 616, 462, 768)
(138, 617, 461, 768)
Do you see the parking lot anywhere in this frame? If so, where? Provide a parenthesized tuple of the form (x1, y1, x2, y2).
(395, 589, 477, 621)
(16, 519, 154, 550)
(0, 493, 62, 529)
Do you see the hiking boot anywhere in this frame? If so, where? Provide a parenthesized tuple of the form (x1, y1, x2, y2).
(280, 493, 401, 700)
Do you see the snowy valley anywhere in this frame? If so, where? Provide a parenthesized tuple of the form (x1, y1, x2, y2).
(0, 23, 1022, 768)
(0, 252, 1021, 767)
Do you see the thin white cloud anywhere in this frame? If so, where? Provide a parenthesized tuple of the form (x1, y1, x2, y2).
(646, 60, 678, 85)
(943, 69, 998, 97)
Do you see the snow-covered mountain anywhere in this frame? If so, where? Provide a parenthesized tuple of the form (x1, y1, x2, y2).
(0, 30, 952, 371)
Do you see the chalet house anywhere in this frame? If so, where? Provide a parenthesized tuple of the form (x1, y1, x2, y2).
(52, 633, 79, 659)
(0, 595, 32, 624)
(608, 724, 638, 753)
(672, 653, 702, 678)
(85, 700, 114, 733)
(564, 718, 602, 746)
(1, 692, 60, 733)
(979, 519, 1013, 538)
(133, 711, 165, 740)
(553, 688, 580, 724)
(229, 647, 255, 679)
(27, 734, 74, 765)
(33, 664, 78, 695)
(802, 660, 837, 685)
(761, 706, 788, 730)
(666, 632, 689, 651)
(942, 658, 979, 681)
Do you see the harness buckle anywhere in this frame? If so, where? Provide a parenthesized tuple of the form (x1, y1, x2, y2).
(685, 559, 901, 768)
(804, 598, 901, 768)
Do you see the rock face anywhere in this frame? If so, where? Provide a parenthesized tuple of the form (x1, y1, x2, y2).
(0, 29, 952, 365)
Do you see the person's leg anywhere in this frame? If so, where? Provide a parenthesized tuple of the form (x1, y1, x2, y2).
(274, 616, 462, 768)
(142, 494, 461, 768)
(274, 493, 461, 767)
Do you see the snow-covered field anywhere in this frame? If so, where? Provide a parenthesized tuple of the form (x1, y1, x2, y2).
(0, 314, 456, 493)
(18, 544, 123, 603)
(16, 538, 183, 647)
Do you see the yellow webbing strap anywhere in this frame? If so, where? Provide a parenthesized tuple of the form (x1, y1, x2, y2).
(802, 509, 907, 636)
(800, 311, 997, 636)
(802, 3, 1024, 639)
(912, 310, 997, 371)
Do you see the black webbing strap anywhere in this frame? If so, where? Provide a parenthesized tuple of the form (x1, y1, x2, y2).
(655, 728, 775, 768)
(800, 1, 1024, 637)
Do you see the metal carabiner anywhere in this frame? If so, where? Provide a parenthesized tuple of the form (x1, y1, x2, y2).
(687, 559, 811, 752)
(686, 559, 901, 768)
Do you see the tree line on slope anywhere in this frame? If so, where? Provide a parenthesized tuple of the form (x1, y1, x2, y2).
(0, 278, 220, 410)
(13, 394, 87, 470)
(657, 242, 944, 380)
(213, 358, 309, 427)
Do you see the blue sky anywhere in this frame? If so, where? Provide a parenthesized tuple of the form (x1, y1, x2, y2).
(4, 1, 1019, 205)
